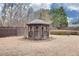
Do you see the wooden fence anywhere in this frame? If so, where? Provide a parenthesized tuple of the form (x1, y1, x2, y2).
(0, 27, 25, 37)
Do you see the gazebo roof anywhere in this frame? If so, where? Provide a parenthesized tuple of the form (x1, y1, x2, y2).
(27, 19, 50, 25)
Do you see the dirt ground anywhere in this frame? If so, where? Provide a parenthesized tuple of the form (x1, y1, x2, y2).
(0, 35, 79, 56)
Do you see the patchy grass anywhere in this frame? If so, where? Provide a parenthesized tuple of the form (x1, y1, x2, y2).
(0, 35, 79, 56)
(50, 30, 79, 35)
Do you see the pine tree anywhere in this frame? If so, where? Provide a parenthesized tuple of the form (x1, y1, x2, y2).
(49, 7, 68, 29)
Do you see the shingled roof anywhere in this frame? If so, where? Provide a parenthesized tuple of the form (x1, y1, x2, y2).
(27, 19, 49, 25)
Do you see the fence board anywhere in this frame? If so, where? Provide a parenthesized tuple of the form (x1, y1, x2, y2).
(0, 27, 25, 37)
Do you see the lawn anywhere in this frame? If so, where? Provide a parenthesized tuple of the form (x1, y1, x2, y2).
(0, 35, 79, 56)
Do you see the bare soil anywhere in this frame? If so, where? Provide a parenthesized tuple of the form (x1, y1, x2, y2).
(0, 35, 79, 56)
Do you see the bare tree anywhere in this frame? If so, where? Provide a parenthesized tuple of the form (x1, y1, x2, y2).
(1, 3, 34, 27)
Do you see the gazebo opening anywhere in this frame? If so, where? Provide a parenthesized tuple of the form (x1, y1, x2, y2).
(27, 19, 50, 40)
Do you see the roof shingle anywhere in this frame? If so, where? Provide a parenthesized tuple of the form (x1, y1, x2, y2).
(27, 19, 50, 25)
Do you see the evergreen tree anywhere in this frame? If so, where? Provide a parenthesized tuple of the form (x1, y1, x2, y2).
(49, 7, 68, 29)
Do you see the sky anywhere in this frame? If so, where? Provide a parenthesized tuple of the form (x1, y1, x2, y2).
(31, 3, 79, 21)
(50, 3, 79, 21)
(0, 3, 79, 27)
(0, 3, 79, 22)
(31, 3, 50, 11)
(50, 3, 79, 27)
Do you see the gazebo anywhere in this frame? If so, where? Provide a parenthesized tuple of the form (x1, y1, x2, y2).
(27, 19, 50, 40)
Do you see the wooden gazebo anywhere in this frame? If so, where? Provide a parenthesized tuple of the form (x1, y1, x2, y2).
(27, 19, 49, 40)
